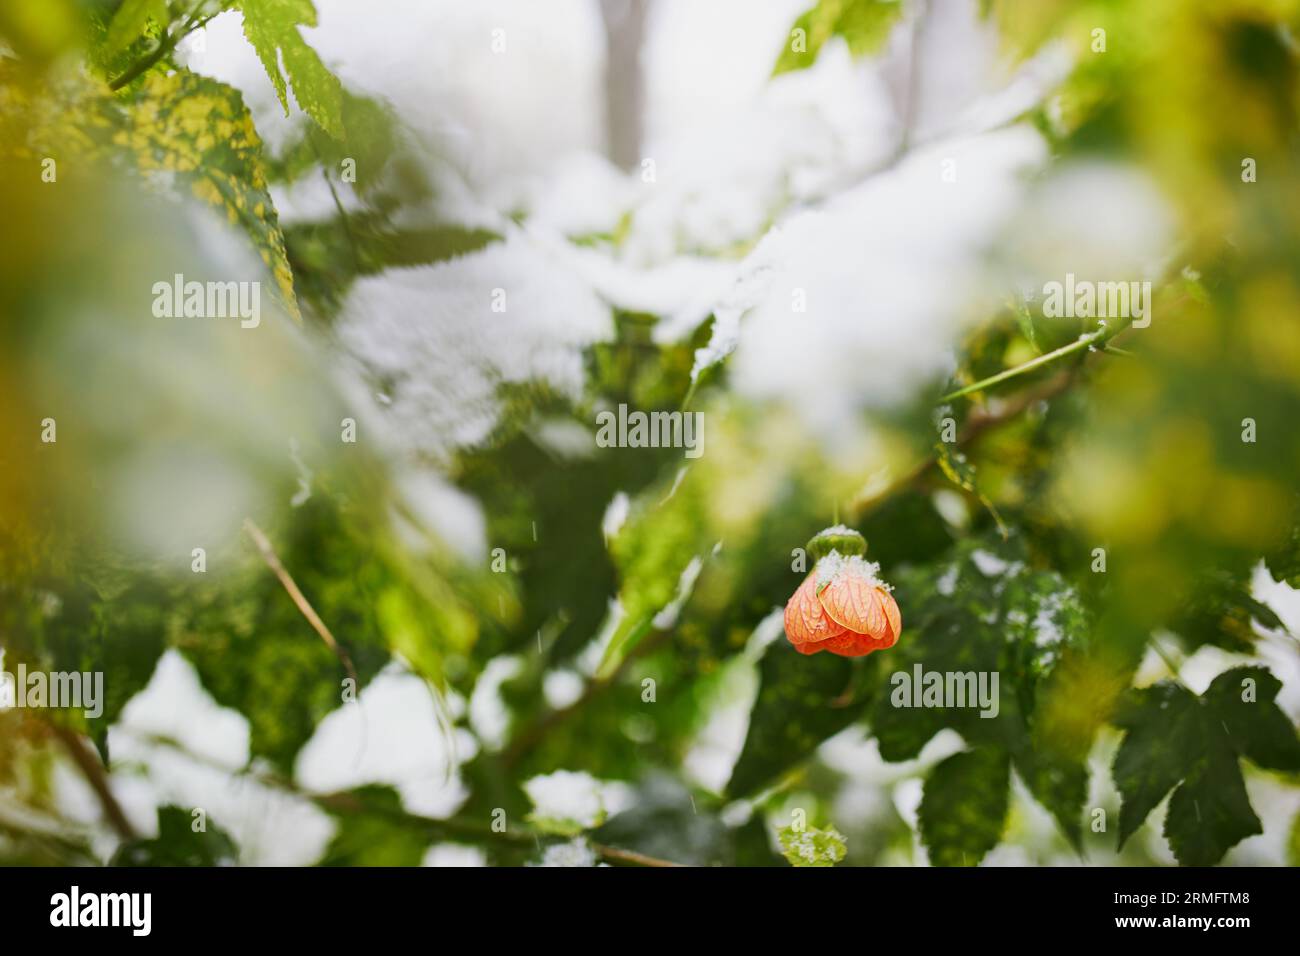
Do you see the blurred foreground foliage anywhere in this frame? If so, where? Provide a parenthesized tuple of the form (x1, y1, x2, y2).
(1, 0, 1299, 869)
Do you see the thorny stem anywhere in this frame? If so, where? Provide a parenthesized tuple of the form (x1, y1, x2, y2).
(940, 316, 1134, 403)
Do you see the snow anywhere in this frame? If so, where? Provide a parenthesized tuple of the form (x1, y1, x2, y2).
(651, 554, 708, 629)
(104, 651, 334, 866)
(533, 838, 600, 867)
(294, 664, 475, 819)
(816, 551, 889, 591)
(422, 843, 488, 867)
(543, 669, 586, 710)
(523, 770, 605, 829)
(190, 1, 606, 225)
(1000, 162, 1177, 304)
(601, 491, 631, 543)
(713, 125, 1049, 439)
(468, 656, 525, 750)
(335, 230, 613, 465)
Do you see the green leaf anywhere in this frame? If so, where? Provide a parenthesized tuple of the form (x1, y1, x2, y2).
(239, 0, 344, 138)
(317, 786, 428, 866)
(727, 642, 872, 797)
(1014, 299, 1040, 352)
(917, 747, 1010, 866)
(1203, 666, 1300, 772)
(112, 805, 239, 866)
(1013, 747, 1087, 852)
(1264, 518, 1300, 587)
(592, 777, 730, 866)
(935, 442, 1006, 536)
(1163, 745, 1261, 867)
(1112, 681, 1204, 847)
(778, 822, 847, 867)
(177, 498, 399, 771)
(1112, 666, 1300, 864)
(120, 69, 302, 319)
(1288, 808, 1300, 867)
(774, 0, 905, 75)
(1170, 571, 1284, 653)
(104, 0, 169, 56)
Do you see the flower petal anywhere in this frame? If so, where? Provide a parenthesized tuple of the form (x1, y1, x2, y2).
(784, 574, 848, 646)
(817, 573, 887, 639)
(822, 630, 893, 658)
(878, 589, 902, 645)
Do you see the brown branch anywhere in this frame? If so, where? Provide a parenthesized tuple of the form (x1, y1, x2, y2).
(243, 517, 358, 686)
(592, 843, 685, 867)
(51, 725, 137, 842)
(848, 367, 1078, 521)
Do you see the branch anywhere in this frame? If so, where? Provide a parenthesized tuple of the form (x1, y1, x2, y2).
(129, 733, 688, 866)
(940, 316, 1132, 402)
(243, 517, 358, 686)
(591, 843, 684, 867)
(850, 366, 1078, 520)
(50, 725, 137, 842)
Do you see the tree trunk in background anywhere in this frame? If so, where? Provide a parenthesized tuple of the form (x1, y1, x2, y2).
(599, 0, 649, 171)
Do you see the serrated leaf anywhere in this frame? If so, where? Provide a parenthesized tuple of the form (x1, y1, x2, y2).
(1203, 666, 1300, 772)
(778, 823, 847, 867)
(1013, 747, 1086, 851)
(1264, 519, 1300, 587)
(1112, 681, 1203, 848)
(1163, 744, 1261, 867)
(774, 0, 905, 75)
(727, 641, 872, 797)
(1112, 666, 1300, 864)
(918, 747, 1010, 866)
(239, 0, 343, 138)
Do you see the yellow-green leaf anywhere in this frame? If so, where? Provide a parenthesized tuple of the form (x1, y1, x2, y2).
(239, 0, 344, 138)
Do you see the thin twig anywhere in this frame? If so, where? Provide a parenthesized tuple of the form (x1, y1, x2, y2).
(849, 367, 1077, 520)
(591, 843, 685, 867)
(50, 725, 137, 842)
(242, 517, 358, 686)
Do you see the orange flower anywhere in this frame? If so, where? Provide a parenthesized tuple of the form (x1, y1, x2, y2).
(784, 528, 900, 658)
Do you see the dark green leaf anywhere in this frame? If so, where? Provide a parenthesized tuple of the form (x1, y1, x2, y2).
(918, 747, 1010, 866)
(112, 805, 238, 866)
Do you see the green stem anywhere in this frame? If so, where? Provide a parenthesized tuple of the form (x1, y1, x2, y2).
(108, 0, 211, 92)
(940, 316, 1132, 403)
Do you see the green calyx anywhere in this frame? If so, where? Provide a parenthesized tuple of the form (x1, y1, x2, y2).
(806, 526, 867, 561)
